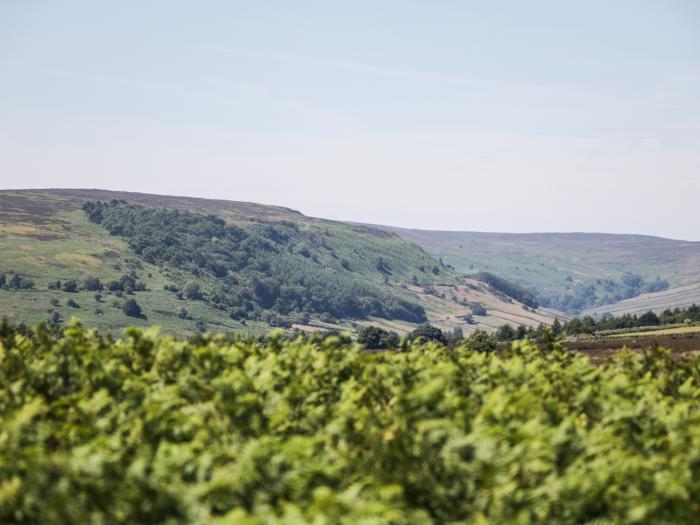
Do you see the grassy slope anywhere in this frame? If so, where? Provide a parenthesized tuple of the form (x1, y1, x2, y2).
(0, 190, 508, 333)
(0, 189, 566, 334)
(358, 278, 563, 336)
(377, 226, 700, 314)
(0, 193, 270, 335)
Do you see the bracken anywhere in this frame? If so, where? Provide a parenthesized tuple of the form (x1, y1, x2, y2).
(1, 319, 699, 524)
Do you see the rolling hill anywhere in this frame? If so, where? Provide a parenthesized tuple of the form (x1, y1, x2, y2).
(373, 227, 700, 316)
(0, 189, 559, 336)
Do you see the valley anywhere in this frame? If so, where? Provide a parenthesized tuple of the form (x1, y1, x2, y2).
(376, 226, 700, 316)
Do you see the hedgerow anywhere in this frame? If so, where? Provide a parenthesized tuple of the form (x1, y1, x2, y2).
(2, 320, 700, 523)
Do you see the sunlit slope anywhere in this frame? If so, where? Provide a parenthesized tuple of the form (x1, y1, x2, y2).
(0, 189, 559, 334)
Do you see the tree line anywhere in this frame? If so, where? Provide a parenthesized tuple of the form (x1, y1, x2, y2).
(539, 272, 670, 314)
(493, 304, 700, 340)
(562, 304, 700, 335)
(471, 271, 540, 308)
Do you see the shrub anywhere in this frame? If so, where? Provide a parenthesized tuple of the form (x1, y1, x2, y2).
(1, 324, 699, 523)
(183, 281, 202, 300)
(66, 298, 80, 308)
(470, 303, 487, 316)
(375, 258, 391, 274)
(83, 276, 103, 291)
(639, 310, 660, 326)
(8, 274, 22, 289)
(61, 280, 78, 293)
(464, 329, 496, 353)
(229, 307, 247, 320)
(357, 326, 399, 349)
(122, 298, 142, 318)
(410, 323, 447, 344)
(447, 327, 464, 344)
(495, 324, 515, 341)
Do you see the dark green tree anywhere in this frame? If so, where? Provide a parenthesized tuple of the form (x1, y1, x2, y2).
(62, 280, 78, 293)
(551, 318, 563, 336)
(123, 298, 142, 318)
(9, 274, 22, 289)
(183, 281, 203, 300)
(638, 310, 660, 326)
(495, 324, 515, 341)
(410, 324, 447, 344)
(357, 326, 400, 349)
(358, 326, 390, 349)
(83, 276, 103, 291)
(465, 330, 496, 353)
(447, 327, 464, 344)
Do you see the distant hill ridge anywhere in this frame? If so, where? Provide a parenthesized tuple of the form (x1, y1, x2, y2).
(13, 188, 306, 221)
(370, 224, 700, 316)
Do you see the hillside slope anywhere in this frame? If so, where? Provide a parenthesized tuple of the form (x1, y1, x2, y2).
(582, 282, 700, 317)
(374, 226, 700, 315)
(0, 189, 559, 335)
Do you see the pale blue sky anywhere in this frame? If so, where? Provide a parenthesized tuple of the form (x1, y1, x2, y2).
(1, 1, 699, 239)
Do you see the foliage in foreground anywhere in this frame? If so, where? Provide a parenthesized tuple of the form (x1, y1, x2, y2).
(2, 321, 700, 524)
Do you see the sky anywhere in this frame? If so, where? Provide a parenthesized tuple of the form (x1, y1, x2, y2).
(1, 1, 699, 240)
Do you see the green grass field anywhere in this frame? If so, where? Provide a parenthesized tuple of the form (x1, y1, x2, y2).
(0, 198, 268, 335)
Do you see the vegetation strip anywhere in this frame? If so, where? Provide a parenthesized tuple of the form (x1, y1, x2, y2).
(2, 320, 700, 523)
